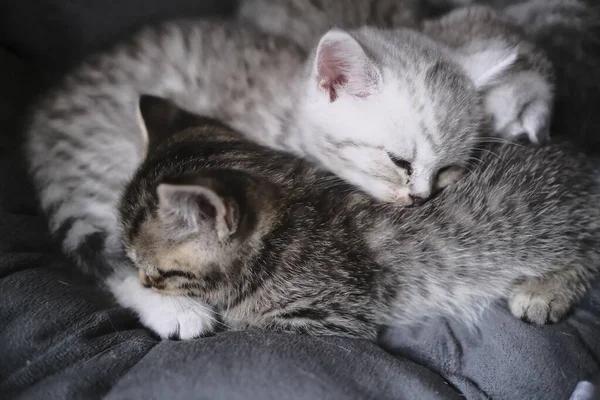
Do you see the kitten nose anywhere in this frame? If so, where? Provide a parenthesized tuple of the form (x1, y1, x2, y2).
(409, 195, 427, 206)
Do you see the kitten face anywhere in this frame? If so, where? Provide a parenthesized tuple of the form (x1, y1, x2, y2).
(306, 70, 480, 204)
(124, 171, 259, 303)
(124, 97, 269, 303)
(130, 223, 227, 298)
(302, 27, 512, 204)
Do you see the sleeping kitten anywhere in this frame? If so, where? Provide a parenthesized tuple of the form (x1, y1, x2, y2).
(23, 4, 567, 339)
(120, 96, 600, 339)
(238, 2, 554, 145)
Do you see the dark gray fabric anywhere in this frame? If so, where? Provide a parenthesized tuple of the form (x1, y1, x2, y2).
(0, 0, 236, 74)
(1, 2, 600, 398)
(382, 301, 600, 399)
(105, 332, 463, 400)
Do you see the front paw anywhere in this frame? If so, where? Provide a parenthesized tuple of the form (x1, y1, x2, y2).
(135, 293, 217, 340)
(484, 73, 552, 145)
(109, 272, 216, 339)
(508, 279, 574, 325)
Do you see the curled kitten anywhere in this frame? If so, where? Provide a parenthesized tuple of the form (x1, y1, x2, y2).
(119, 97, 600, 339)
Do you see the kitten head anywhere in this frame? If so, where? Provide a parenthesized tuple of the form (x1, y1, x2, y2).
(123, 96, 277, 303)
(126, 171, 267, 300)
(302, 27, 516, 204)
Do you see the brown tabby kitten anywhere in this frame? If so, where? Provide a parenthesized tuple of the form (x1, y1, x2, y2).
(119, 96, 600, 340)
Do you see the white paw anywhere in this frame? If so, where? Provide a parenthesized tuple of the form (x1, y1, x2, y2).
(133, 291, 217, 340)
(484, 72, 552, 145)
(108, 270, 216, 339)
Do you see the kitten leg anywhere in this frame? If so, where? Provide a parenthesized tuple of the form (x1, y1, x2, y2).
(107, 268, 217, 339)
(508, 267, 591, 325)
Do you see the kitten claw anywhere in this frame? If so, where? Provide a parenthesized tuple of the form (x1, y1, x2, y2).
(508, 280, 573, 325)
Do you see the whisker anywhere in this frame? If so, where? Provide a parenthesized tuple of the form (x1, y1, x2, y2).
(462, 163, 479, 175)
(476, 136, 524, 147)
(472, 147, 506, 163)
(465, 157, 485, 174)
(106, 313, 118, 333)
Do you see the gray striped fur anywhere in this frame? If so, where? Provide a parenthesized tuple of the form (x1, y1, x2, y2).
(120, 104, 600, 339)
(25, 1, 588, 339)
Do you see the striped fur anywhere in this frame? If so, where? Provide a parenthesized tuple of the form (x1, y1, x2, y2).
(25, 1, 587, 339)
(120, 98, 600, 339)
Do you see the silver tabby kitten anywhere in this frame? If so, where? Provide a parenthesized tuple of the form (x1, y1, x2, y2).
(24, 1, 588, 339)
(120, 96, 600, 340)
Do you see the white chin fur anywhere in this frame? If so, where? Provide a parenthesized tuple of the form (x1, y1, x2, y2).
(107, 269, 216, 339)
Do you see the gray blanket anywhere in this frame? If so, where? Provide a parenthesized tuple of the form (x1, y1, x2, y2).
(1, 5, 600, 399)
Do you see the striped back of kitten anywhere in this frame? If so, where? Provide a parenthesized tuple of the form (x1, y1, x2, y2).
(120, 96, 600, 339)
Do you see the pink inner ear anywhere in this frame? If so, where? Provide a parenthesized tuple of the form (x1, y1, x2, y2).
(317, 47, 349, 102)
(316, 37, 377, 102)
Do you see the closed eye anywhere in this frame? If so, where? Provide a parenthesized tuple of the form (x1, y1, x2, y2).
(156, 269, 197, 280)
(387, 152, 413, 175)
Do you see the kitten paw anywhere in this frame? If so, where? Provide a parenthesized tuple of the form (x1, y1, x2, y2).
(136, 293, 217, 340)
(485, 73, 552, 145)
(109, 272, 216, 339)
(508, 280, 573, 325)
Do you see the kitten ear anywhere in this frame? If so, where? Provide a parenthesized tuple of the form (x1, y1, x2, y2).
(157, 182, 239, 240)
(315, 29, 381, 102)
(455, 47, 518, 90)
(138, 95, 208, 147)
